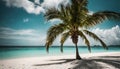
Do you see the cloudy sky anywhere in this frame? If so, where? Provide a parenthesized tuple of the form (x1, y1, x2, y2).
(0, 0, 120, 46)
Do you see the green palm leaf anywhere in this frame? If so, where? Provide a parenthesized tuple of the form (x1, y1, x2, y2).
(60, 31, 70, 52)
(78, 31, 91, 52)
(83, 11, 120, 28)
(83, 30, 108, 50)
(44, 7, 62, 21)
(45, 23, 67, 52)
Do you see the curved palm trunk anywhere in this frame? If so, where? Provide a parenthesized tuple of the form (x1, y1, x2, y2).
(75, 43, 81, 59)
(71, 31, 82, 59)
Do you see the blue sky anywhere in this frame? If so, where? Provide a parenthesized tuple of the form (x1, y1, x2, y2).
(0, 0, 120, 46)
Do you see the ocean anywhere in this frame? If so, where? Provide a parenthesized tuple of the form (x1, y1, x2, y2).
(0, 46, 120, 60)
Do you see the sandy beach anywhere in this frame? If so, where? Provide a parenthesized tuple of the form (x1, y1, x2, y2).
(0, 52, 120, 69)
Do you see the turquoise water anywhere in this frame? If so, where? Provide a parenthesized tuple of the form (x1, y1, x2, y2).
(0, 46, 120, 60)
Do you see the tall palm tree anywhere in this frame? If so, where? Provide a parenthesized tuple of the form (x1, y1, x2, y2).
(44, 0, 120, 59)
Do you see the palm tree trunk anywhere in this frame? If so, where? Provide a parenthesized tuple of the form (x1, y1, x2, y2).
(71, 31, 81, 59)
(75, 43, 81, 59)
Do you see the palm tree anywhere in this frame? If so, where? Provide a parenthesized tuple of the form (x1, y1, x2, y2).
(44, 0, 120, 59)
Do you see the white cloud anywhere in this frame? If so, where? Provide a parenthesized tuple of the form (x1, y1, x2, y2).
(0, 25, 120, 46)
(3, 0, 69, 15)
(34, 0, 40, 4)
(41, 0, 69, 9)
(48, 19, 62, 24)
(88, 11, 94, 15)
(92, 25, 120, 45)
(52, 25, 120, 46)
(0, 27, 46, 45)
(3, 0, 45, 15)
(0, 27, 37, 36)
(23, 18, 29, 23)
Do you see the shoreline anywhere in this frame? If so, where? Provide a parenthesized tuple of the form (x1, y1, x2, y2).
(0, 51, 117, 60)
(0, 52, 120, 69)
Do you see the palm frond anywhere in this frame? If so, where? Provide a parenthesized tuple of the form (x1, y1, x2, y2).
(71, 0, 88, 7)
(60, 4, 71, 23)
(60, 31, 70, 52)
(83, 30, 108, 50)
(44, 7, 62, 21)
(45, 23, 66, 52)
(78, 31, 91, 52)
(70, 0, 88, 24)
(60, 4, 66, 18)
(83, 11, 120, 28)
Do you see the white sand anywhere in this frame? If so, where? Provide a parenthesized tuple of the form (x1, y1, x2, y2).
(0, 52, 120, 69)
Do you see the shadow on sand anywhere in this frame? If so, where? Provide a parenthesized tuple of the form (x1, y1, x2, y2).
(34, 59, 75, 66)
(33, 56, 120, 69)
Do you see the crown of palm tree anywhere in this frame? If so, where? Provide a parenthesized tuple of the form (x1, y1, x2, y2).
(44, 0, 120, 54)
